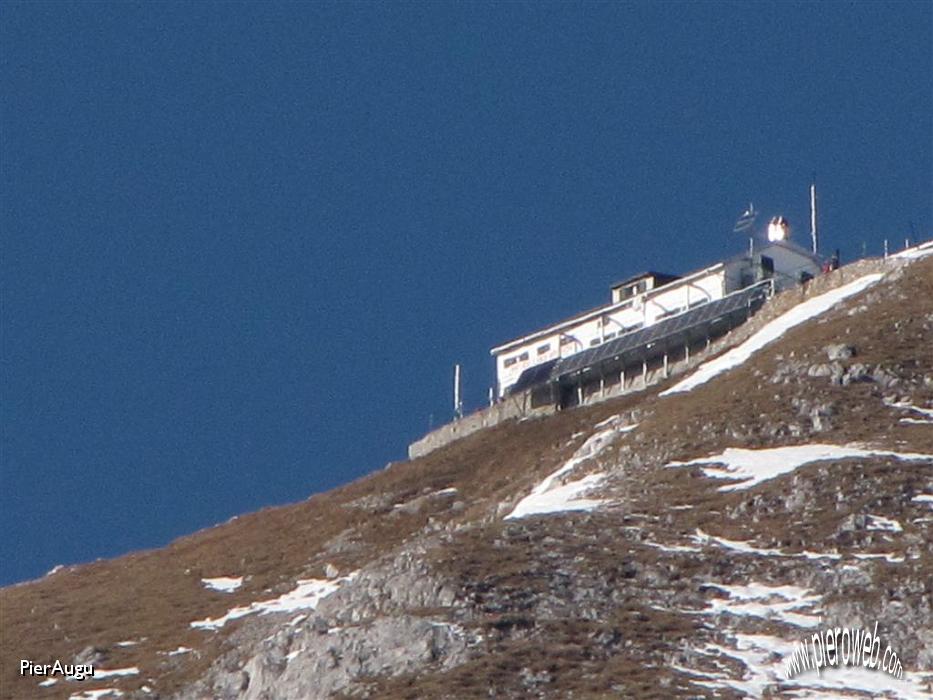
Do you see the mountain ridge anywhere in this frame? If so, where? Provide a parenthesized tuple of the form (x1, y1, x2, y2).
(2, 249, 931, 699)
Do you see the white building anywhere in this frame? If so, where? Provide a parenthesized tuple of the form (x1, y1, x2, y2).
(491, 239, 821, 397)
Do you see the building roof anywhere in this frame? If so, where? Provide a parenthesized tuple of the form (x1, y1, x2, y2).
(725, 238, 822, 265)
(490, 261, 725, 356)
(491, 238, 821, 358)
(609, 271, 680, 290)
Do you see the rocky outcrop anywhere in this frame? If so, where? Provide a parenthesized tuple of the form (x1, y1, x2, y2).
(177, 546, 474, 699)
(186, 616, 474, 700)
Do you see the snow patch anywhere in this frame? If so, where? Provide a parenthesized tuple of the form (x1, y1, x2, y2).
(695, 634, 792, 696)
(643, 541, 702, 554)
(201, 576, 244, 593)
(702, 583, 822, 628)
(688, 633, 930, 699)
(594, 413, 622, 429)
(887, 399, 933, 425)
(667, 444, 933, 491)
(505, 424, 635, 519)
(891, 239, 933, 260)
(93, 667, 139, 680)
(166, 646, 192, 656)
(38, 678, 57, 687)
(886, 400, 933, 419)
(696, 532, 900, 563)
(541, 426, 626, 490)
(912, 494, 933, 506)
(506, 473, 607, 519)
(661, 274, 884, 395)
(191, 573, 356, 630)
(866, 515, 902, 533)
(851, 553, 905, 563)
(693, 530, 841, 560)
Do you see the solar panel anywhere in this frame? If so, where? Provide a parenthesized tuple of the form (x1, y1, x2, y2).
(551, 282, 769, 380)
(508, 358, 559, 394)
(503, 282, 770, 396)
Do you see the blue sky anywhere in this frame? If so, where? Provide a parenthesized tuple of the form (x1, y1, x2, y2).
(1, 1, 930, 585)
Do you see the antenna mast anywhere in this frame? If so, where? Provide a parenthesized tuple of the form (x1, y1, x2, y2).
(453, 364, 463, 419)
(810, 182, 818, 255)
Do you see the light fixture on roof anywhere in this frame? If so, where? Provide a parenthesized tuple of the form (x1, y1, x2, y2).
(767, 216, 790, 242)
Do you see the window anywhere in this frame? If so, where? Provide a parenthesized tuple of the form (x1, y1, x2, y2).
(760, 255, 774, 276)
(560, 336, 575, 346)
(504, 357, 517, 368)
(590, 338, 601, 347)
(518, 352, 529, 361)
(604, 332, 616, 340)
(537, 343, 551, 355)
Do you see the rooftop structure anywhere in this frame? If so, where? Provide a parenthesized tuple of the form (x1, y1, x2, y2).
(610, 271, 681, 303)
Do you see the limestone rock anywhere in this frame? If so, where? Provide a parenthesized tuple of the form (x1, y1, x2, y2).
(825, 343, 856, 361)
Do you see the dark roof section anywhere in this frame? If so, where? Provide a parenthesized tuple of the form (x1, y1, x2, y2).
(610, 271, 681, 291)
(509, 359, 559, 394)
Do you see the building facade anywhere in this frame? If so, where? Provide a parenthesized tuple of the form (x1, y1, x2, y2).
(491, 240, 821, 397)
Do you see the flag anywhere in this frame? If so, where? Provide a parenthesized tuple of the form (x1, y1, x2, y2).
(733, 202, 757, 233)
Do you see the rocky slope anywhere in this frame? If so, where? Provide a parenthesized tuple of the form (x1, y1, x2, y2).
(2, 248, 932, 699)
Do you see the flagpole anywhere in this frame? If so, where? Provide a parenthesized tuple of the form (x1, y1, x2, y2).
(734, 203, 757, 255)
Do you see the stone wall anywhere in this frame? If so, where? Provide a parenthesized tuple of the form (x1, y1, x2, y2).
(407, 392, 553, 459)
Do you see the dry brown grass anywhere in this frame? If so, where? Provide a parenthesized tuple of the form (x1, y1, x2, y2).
(0, 364, 634, 698)
(1, 257, 930, 699)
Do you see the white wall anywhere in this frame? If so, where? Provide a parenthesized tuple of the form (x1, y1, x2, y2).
(643, 270, 725, 324)
(760, 242, 821, 289)
(723, 258, 750, 293)
(495, 332, 561, 394)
